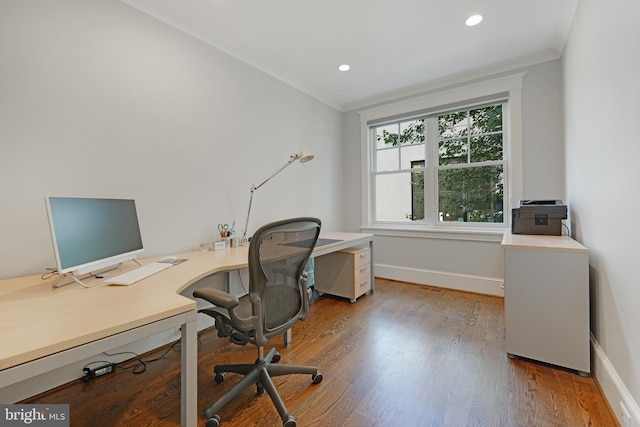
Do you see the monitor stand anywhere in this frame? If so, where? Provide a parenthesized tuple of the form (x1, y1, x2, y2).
(51, 260, 142, 288)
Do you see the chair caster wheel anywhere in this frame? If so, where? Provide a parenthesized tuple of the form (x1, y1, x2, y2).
(206, 414, 221, 427)
(283, 415, 296, 427)
(312, 373, 323, 384)
(272, 352, 281, 363)
(215, 372, 225, 383)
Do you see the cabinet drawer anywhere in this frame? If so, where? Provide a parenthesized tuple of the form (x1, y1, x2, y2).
(352, 248, 370, 268)
(354, 276, 371, 298)
(354, 263, 370, 284)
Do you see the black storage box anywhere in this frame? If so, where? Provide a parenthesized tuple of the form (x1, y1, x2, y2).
(511, 200, 567, 235)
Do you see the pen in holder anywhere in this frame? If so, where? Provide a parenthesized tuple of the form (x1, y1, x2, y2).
(218, 221, 236, 248)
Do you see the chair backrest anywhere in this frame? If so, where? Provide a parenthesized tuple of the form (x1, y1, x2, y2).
(248, 217, 321, 340)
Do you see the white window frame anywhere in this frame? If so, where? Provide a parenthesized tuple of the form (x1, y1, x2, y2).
(359, 73, 524, 241)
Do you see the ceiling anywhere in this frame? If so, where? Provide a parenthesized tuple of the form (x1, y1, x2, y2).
(122, 0, 579, 111)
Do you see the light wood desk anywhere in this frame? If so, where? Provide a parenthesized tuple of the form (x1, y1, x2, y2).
(0, 231, 372, 426)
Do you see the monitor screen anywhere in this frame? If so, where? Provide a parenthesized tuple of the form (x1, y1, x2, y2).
(45, 197, 144, 275)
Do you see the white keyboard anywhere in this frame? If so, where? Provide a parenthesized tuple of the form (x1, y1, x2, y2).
(104, 262, 172, 286)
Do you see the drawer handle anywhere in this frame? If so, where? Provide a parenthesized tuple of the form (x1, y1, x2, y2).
(359, 280, 368, 287)
(359, 267, 368, 273)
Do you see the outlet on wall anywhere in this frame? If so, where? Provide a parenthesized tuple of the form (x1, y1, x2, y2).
(620, 401, 632, 427)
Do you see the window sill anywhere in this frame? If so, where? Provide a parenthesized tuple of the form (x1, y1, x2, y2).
(360, 224, 507, 243)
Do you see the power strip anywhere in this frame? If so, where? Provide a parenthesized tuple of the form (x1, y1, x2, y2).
(82, 363, 117, 382)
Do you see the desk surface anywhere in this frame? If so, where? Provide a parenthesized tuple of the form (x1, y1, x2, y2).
(0, 231, 372, 372)
(501, 230, 587, 253)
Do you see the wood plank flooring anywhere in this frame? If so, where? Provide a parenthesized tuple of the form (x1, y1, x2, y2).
(21, 279, 618, 426)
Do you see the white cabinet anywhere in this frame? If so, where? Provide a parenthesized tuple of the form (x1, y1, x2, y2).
(314, 246, 371, 303)
(502, 231, 590, 375)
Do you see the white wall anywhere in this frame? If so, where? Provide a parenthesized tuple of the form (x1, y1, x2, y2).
(0, 0, 343, 280)
(0, 0, 343, 401)
(342, 60, 566, 296)
(563, 0, 640, 423)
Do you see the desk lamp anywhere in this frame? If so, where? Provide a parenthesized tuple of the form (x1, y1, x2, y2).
(240, 150, 314, 245)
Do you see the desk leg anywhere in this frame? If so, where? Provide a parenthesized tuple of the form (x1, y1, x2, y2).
(224, 271, 230, 293)
(283, 329, 291, 347)
(181, 311, 198, 427)
(369, 240, 375, 292)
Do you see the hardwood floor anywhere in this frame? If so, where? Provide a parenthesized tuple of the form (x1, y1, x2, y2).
(22, 279, 618, 426)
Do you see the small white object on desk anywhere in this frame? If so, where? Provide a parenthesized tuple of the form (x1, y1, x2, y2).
(213, 241, 226, 251)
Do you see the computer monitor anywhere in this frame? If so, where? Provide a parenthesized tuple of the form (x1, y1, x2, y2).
(45, 197, 144, 276)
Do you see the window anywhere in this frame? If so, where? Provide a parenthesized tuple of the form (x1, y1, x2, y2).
(437, 105, 505, 223)
(371, 103, 506, 226)
(370, 102, 506, 234)
(360, 73, 524, 235)
(373, 119, 426, 222)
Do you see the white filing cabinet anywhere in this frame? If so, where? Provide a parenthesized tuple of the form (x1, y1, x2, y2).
(501, 231, 590, 375)
(314, 245, 371, 303)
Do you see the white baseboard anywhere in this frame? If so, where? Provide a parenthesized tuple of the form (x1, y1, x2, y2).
(374, 263, 504, 297)
(591, 333, 640, 426)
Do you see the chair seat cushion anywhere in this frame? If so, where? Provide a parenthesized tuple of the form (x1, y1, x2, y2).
(200, 294, 253, 344)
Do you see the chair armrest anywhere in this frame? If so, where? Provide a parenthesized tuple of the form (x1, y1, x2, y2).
(193, 288, 239, 309)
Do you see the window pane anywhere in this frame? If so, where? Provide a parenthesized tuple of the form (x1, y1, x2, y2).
(470, 134, 503, 162)
(376, 148, 398, 172)
(439, 138, 468, 165)
(411, 165, 425, 221)
(376, 124, 398, 148)
(439, 111, 468, 139)
(399, 119, 425, 145)
(469, 105, 503, 135)
(376, 172, 425, 222)
(400, 143, 425, 169)
(438, 165, 504, 223)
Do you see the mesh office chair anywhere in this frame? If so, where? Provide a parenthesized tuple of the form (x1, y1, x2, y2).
(193, 217, 323, 427)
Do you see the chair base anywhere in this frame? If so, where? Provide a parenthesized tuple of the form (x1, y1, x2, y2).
(204, 347, 322, 426)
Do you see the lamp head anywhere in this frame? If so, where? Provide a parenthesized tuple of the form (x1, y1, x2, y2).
(242, 148, 314, 244)
(293, 149, 314, 163)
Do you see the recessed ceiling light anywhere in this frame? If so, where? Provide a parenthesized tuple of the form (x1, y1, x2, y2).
(465, 14, 483, 26)
(338, 64, 351, 72)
